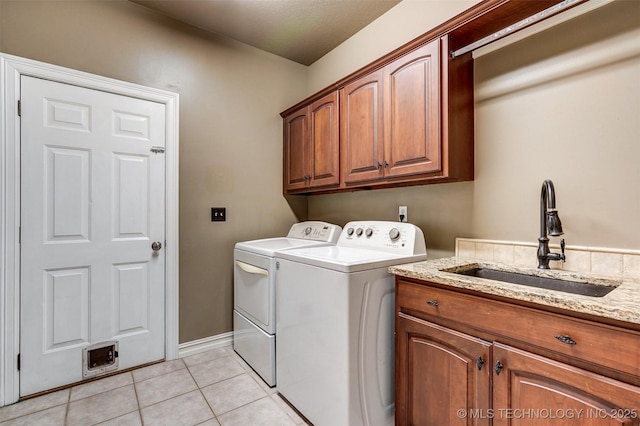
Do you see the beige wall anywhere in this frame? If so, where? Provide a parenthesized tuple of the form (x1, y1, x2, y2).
(0, 0, 308, 342)
(308, 0, 481, 94)
(308, 0, 640, 258)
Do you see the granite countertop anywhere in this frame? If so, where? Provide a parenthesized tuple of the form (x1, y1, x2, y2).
(389, 257, 640, 326)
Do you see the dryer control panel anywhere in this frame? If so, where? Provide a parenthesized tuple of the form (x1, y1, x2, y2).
(339, 221, 427, 255)
(286, 221, 342, 243)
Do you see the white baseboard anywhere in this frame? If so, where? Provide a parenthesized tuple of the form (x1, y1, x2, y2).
(178, 332, 233, 358)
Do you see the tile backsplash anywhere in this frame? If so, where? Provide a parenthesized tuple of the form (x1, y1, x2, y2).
(456, 238, 640, 280)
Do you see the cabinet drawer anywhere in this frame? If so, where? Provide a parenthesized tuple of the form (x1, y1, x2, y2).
(397, 279, 640, 378)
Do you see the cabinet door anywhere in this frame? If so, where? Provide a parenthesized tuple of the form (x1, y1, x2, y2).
(396, 313, 492, 426)
(384, 39, 441, 179)
(283, 107, 309, 191)
(493, 343, 640, 426)
(340, 69, 384, 184)
(309, 92, 339, 188)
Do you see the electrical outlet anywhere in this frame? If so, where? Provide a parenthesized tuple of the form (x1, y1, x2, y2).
(211, 207, 226, 222)
(399, 205, 407, 222)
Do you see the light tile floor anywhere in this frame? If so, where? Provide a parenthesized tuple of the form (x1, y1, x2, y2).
(0, 347, 307, 426)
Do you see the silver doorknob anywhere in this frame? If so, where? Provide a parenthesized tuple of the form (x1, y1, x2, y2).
(151, 241, 162, 251)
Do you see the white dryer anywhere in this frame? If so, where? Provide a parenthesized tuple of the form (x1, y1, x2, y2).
(275, 221, 426, 426)
(233, 221, 341, 387)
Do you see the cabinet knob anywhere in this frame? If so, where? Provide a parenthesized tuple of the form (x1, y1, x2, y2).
(495, 361, 504, 375)
(554, 335, 577, 345)
(376, 161, 382, 170)
(476, 356, 485, 371)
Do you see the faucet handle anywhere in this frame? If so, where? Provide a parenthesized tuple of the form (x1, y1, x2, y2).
(560, 238, 566, 262)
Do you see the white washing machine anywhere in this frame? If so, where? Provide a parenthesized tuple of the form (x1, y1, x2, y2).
(275, 221, 427, 426)
(233, 221, 342, 387)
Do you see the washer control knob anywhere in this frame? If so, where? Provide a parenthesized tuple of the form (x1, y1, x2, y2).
(304, 226, 312, 235)
(389, 228, 401, 241)
(347, 227, 354, 236)
(356, 228, 363, 237)
(365, 228, 373, 237)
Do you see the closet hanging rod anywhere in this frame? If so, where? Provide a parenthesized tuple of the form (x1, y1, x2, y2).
(450, 0, 584, 59)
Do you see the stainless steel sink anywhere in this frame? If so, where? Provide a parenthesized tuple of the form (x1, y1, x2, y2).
(450, 267, 617, 297)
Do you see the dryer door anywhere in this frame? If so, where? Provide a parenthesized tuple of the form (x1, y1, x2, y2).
(234, 250, 274, 333)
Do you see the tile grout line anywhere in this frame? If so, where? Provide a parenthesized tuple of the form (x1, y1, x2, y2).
(131, 371, 144, 426)
(183, 358, 219, 425)
(64, 388, 71, 425)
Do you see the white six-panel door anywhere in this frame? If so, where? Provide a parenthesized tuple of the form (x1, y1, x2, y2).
(20, 76, 166, 396)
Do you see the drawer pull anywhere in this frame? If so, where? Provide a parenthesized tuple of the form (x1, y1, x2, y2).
(426, 300, 439, 307)
(495, 361, 504, 375)
(555, 335, 577, 345)
(477, 356, 485, 371)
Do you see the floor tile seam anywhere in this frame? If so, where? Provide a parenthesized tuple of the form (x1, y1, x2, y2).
(68, 385, 139, 426)
(196, 370, 249, 390)
(184, 354, 233, 372)
(270, 394, 302, 425)
(0, 397, 70, 424)
(64, 387, 71, 425)
(136, 383, 201, 411)
(183, 352, 230, 370)
(138, 389, 217, 426)
(185, 360, 247, 389)
(132, 362, 188, 385)
(130, 375, 144, 426)
(216, 394, 276, 420)
(88, 407, 140, 426)
(184, 360, 219, 424)
(198, 373, 268, 417)
(196, 386, 221, 425)
(69, 380, 135, 404)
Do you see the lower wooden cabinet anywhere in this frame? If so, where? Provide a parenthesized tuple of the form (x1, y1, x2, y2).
(395, 279, 640, 426)
(493, 343, 640, 426)
(396, 313, 491, 426)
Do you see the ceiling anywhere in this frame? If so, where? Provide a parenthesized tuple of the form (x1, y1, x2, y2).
(131, 0, 402, 66)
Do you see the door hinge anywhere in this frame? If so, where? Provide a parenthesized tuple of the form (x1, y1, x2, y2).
(17, 354, 20, 371)
(17, 100, 22, 117)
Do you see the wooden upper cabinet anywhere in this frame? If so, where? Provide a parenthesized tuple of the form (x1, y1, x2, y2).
(283, 91, 339, 193)
(280, 0, 586, 194)
(283, 108, 309, 191)
(340, 69, 384, 184)
(309, 92, 340, 188)
(340, 40, 442, 186)
(339, 36, 473, 189)
(282, 36, 473, 195)
(384, 38, 441, 179)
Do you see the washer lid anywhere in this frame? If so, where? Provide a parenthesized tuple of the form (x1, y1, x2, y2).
(275, 245, 427, 273)
(235, 237, 335, 257)
(234, 221, 342, 257)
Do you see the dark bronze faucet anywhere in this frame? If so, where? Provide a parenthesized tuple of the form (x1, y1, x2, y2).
(537, 179, 566, 269)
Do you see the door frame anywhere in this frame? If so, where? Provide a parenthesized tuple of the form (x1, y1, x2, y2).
(0, 52, 180, 406)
